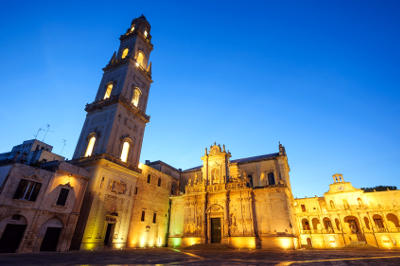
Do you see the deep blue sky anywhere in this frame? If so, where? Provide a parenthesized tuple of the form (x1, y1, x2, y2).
(0, 0, 399, 197)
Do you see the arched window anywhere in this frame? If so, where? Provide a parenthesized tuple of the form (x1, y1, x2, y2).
(121, 48, 129, 59)
(330, 200, 335, 209)
(104, 83, 113, 100)
(136, 51, 146, 68)
(312, 218, 320, 230)
(323, 217, 333, 232)
(302, 218, 310, 230)
(132, 87, 141, 107)
(84, 136, 96, 157)
(335, 218, 341, 230)
(364, 217, 370, 230)
(120, 141, 130, 162)
(387, 213, 400, 228)
(157, 178, 161, 187)
(267, 172, 275, 185)
(373, 214, 384, 229)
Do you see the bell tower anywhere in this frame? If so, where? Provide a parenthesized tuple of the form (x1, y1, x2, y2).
(71, 16, 154, 250)
(73, 15, 153, 170)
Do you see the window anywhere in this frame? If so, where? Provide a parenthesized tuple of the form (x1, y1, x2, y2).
(335, 218, 340, 230)
(120, 141, 130, 162)
(141, 211, 145, 221)
(13, 179, 42, 201)
(157, 178, 161, 187)
(144, 30, 148, 38)
(84, 136, 96, 157)
(330, 200, 335, 209)
(131, 88, 141, 107)
(104, 83, 113, 99)
(134, 187, 138, 195)
(130, 25, 135, 32)
(136, 51, 146, 68)
(267, 172, 275, 185)
(247, 175, 253, 188)
(121, 48, 129, 59)
(56, 188, 69, 206)
(373, 215, 384, 229)
(152, 213, 157, 223)
(301, 204, 306, 212)
(364, 217, 370, 229)
(147, 174, 151, 183)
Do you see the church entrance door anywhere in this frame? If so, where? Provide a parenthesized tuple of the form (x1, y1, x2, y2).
(211, 218, 221, 243)
(104, 223, 114, 247)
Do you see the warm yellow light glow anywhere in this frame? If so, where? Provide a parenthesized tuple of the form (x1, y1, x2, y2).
(157, 237, 163, 247)
(136, 51, 145, 68)
(139, 235, 146, 248)
(279, 238, 292, 249)
(132, 88, 141, 107)
(230, 237, 256, 249)
(104, 83, 113, 99)
(84, 136, 96, 157)
(130, 25, 135, 32)
(144, 30, 148, 37)
(381, 236, 393, 249)
(83, 243, 96, 250)
(115, 243, 124, 249)
(120, 141, 130, 162)
(182, 237, 201, 247)
(121, 48, 129, 59)
(138, 162, 143, 169)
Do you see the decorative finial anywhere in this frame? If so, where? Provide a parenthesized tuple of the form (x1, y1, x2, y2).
(223, 144, 226, 152)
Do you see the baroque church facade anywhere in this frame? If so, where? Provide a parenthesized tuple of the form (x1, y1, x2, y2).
(0, 16, 399, 252)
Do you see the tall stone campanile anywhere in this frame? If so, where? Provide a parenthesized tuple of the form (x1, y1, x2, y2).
(73, 15, 152, 166)
(71, 16, 153, 250)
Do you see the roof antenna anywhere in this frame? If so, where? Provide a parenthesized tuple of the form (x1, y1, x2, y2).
(34, 127, 43, 139)
(42, 124, 53, 142)
(60, 139, 67, 154)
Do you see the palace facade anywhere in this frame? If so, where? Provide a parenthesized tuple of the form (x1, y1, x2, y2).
(0, 16, 399, 252)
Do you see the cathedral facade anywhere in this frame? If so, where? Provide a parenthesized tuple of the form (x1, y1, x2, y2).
(0, 16, 399, 252)
(168, 143, 298, 249)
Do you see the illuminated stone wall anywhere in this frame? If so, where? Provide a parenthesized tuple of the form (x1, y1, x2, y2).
(72, 159, 140, 250)
(127, 163, 179, 248)
(294, 174, 400, 249)
(169, 143, 298, 249)
(0, 162, 88, 252)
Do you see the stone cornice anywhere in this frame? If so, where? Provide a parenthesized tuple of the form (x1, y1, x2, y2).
(103, 58, 152, 82)
(85, 95, 150, 123)
(69, 153, 142, 174)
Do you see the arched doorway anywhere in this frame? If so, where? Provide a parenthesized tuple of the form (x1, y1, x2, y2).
(0, 214, 28, 253)
(40, 218, 63, 251)
(386, 213, 400, 230)
(323, 217, 333, 233)
(344, 216, 364, 241)
(301, 218, 310, 231)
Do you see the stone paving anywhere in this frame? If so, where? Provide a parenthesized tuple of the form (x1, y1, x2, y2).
(0, 246, 400, 265)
